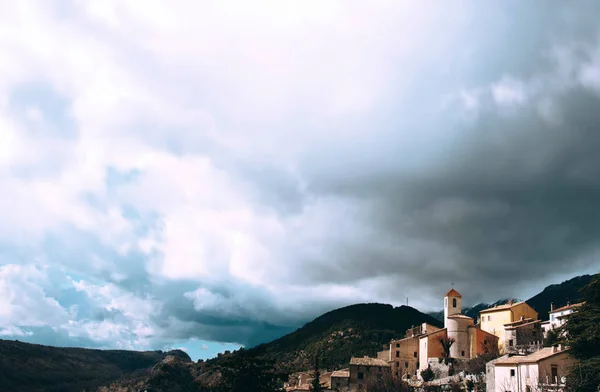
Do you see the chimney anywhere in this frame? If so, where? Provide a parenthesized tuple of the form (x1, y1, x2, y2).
(550, 302, 555, 312)
(552, 344, 558, 353)
(567, 301, 570, 307)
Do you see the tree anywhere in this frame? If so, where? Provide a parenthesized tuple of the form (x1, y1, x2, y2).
(217, 351, 285, 392)
(365, 372, 411, 392)
(437, 336, 455, 365)
(562, 276, 600, 392)
(420, 365, 435, 382)
(310, 353, 325, 392)
(543, 329, 559, 348)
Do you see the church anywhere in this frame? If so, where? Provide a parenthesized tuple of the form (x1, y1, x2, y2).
(417, 288, 499, 377)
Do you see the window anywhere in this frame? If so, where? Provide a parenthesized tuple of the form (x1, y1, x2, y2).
(488, 316, 491, 321)
(358, 372, 364, 380)
(551, 315, 555, 321)
(416, 361, 420, 369)
(396, 343, 400, 348)
(396, 362, 399, 368)
(414, 351, 418, 358)
(509, 339, 514, 347)
(484, 339, 487, 345)
(378, 367, 382, 372)
(405, 362, 409, 368)
(551, 365, 558, 383)
(510, 369, 516, 377)
(461, 350, 465, 357)
(336, 383, 340, 388)
(453, 298, 457, 308)
(396, 351, 400, 358)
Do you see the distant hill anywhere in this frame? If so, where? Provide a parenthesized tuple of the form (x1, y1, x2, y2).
(0, 339, 189, 392)
(428, 273, 599, 323)
(526, 273, 598, 321)
(248, 303, 442, 373)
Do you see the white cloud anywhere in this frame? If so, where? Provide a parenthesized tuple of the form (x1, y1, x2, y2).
(0, 0, 599, 352)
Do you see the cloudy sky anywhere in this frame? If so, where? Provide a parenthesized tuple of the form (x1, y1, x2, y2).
(1, 0, 600, 361)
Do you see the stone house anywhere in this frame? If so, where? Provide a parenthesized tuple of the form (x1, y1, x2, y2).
(503, 317, 543, 355)
(377, 323, 440, 379)
(349, 357, 391, 391)
(490, 345, 573, 392)
(479, 301, 539, 353)
(330, 369, 350, 391)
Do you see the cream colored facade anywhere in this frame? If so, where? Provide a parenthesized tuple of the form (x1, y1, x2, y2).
(491, 346, 573, 392)
(479, 302, 538, 353)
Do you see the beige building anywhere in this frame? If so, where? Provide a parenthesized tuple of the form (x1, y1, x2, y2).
(490, 345, 573, 392)
(377, 323, 441, 379)
(479, 301, 539, 353)
(349, 357, 391, 391)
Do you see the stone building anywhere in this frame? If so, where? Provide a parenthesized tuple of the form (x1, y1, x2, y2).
(330, 369, 350, 391)
(479, 301, 539, 353)
(377, 323, 440, 379)
(349, 357, 391, 391)
(503, 317, 543, 354)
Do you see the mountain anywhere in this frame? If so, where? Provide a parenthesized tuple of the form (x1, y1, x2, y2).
(248, 303, 442, 373)
(0, 339, 189, 392)
(428, 300, 515, 322)
(526, 273, 598, 321)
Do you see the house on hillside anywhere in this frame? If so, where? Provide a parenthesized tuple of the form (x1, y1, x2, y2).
(479, 301, 538, 353)
(546, 302, 584, 335)
(330, 369, 350, 391)
(503, 317, 544, 355)
(377, 323, 440, 379)
(489, 345, 573, 392)
(349, 357, 391, 391)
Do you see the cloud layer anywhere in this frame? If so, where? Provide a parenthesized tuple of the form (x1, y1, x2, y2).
(1, 1, 600, 357)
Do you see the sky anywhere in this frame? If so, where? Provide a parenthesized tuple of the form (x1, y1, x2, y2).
(1, 1, 600, 362)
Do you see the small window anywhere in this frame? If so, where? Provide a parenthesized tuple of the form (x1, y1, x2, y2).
(416, 361, 420, 369)
(396, 362, 399, 368)
(510, 369, 516, 377)
(453, 298, 457, 308)
(488, 316, 491, 321)
(396, 343, 400, 348)
(414, 351, 418, 358)
(405, 362, 409, 368)
(484, 339, 487, 345)
(396, 351, 400, 358)
(461, 350, 465, 357)
(358, 372, 364, 380)
(509, 339, 514, 347)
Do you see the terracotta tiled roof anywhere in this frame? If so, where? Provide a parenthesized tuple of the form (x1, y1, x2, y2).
(550, 302, 585, 314)
(350, 357, 391, 367)
(494, 347, 569, 365)
(445, 289, 462, 298)
(479, 301, 526, 314)
(331, 370, 350, 378)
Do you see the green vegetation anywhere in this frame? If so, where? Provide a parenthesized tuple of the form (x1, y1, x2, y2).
(251, 303, 442, 373)
(563, 276, 600, 391)
(0, 339, 169, 392)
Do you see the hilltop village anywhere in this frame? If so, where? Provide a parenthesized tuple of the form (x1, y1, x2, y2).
(284, 289, 583, 392)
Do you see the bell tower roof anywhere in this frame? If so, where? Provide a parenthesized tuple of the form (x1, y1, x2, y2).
(445, 288, 462, 298)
